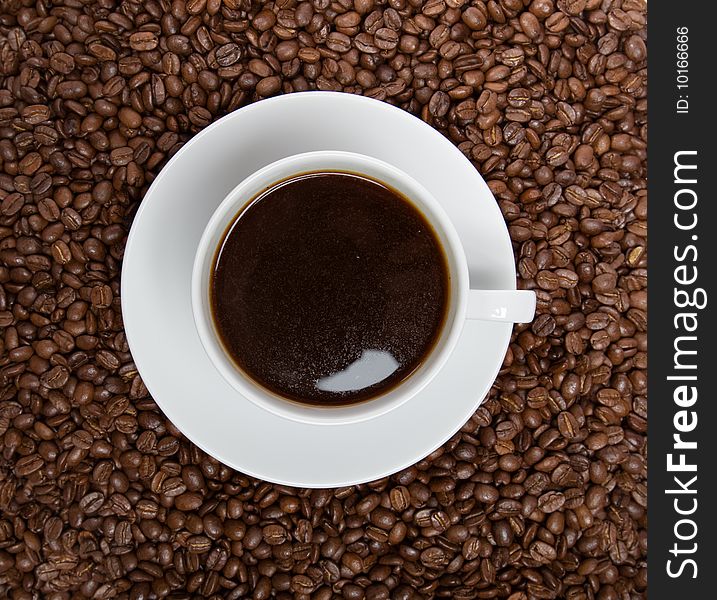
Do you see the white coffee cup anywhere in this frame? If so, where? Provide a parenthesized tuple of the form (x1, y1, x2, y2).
(192, 151, 535, 426)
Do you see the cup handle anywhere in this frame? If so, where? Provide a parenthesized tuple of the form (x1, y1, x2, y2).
(466, 289, 536, 323)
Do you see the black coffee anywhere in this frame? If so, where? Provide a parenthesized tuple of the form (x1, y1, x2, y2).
(210, 171, 449, 406)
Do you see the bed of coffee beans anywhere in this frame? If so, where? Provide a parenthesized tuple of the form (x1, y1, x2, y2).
(0, 0, 646, 598)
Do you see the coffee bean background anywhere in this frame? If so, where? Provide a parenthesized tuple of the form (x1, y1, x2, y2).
(0, 0, 646, 598)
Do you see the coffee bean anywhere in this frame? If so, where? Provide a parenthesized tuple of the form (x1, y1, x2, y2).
(1, 193, 24, 216)
(557, 412, 579, 440)
(420, 547, 449, 568)
(536, 270, 560, 291)
(375, 28, 399, 50)
(187, 535, 211, 553)
(22, 104, 51, 125)
(429, 91, 450, 117)
(262, 524, 288, 545)
(519, 12, 542, 39)
(14, 454, 43, 477)
(462, 7, 487, 30)
(538, 491, 566, 513)
(389, 486, 410, 512)
(216, 43, 242, 67)
(80, 491, 105, 514)
(57, 80, 88, 99)
(90, 285, 113, 308)
(40, 365, 69, 389)
(531, 313, 555, 337)
(130, 32, 159, 51)
(119, 107, 143, 129)
(474, 484, 499, 504)
(256, 76, 282, 97)
(110, 147, 134, 166)
(49, 52, 75, 73)
(530, 540, 558, 563)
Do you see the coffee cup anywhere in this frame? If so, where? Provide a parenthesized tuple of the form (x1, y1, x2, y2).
(192, 151, 535, 425)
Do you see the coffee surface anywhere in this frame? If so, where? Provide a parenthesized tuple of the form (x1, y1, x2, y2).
(211, 172, 449, 405)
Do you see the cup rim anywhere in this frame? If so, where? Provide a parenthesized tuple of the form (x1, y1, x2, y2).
(191, 150, 470, 425)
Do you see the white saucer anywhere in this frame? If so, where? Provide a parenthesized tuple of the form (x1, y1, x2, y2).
(122, 92, 515, 488)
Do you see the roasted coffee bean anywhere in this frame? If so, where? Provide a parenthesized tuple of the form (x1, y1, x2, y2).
(389, 486, 411, 512)
(557, 412, 579, 440)
(187, 535, 212, 553)
(262, 524, 288, 545)
(530, 540, 558, 563)
(538, 491, 566, 513)
(130, 31, 159, 52)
